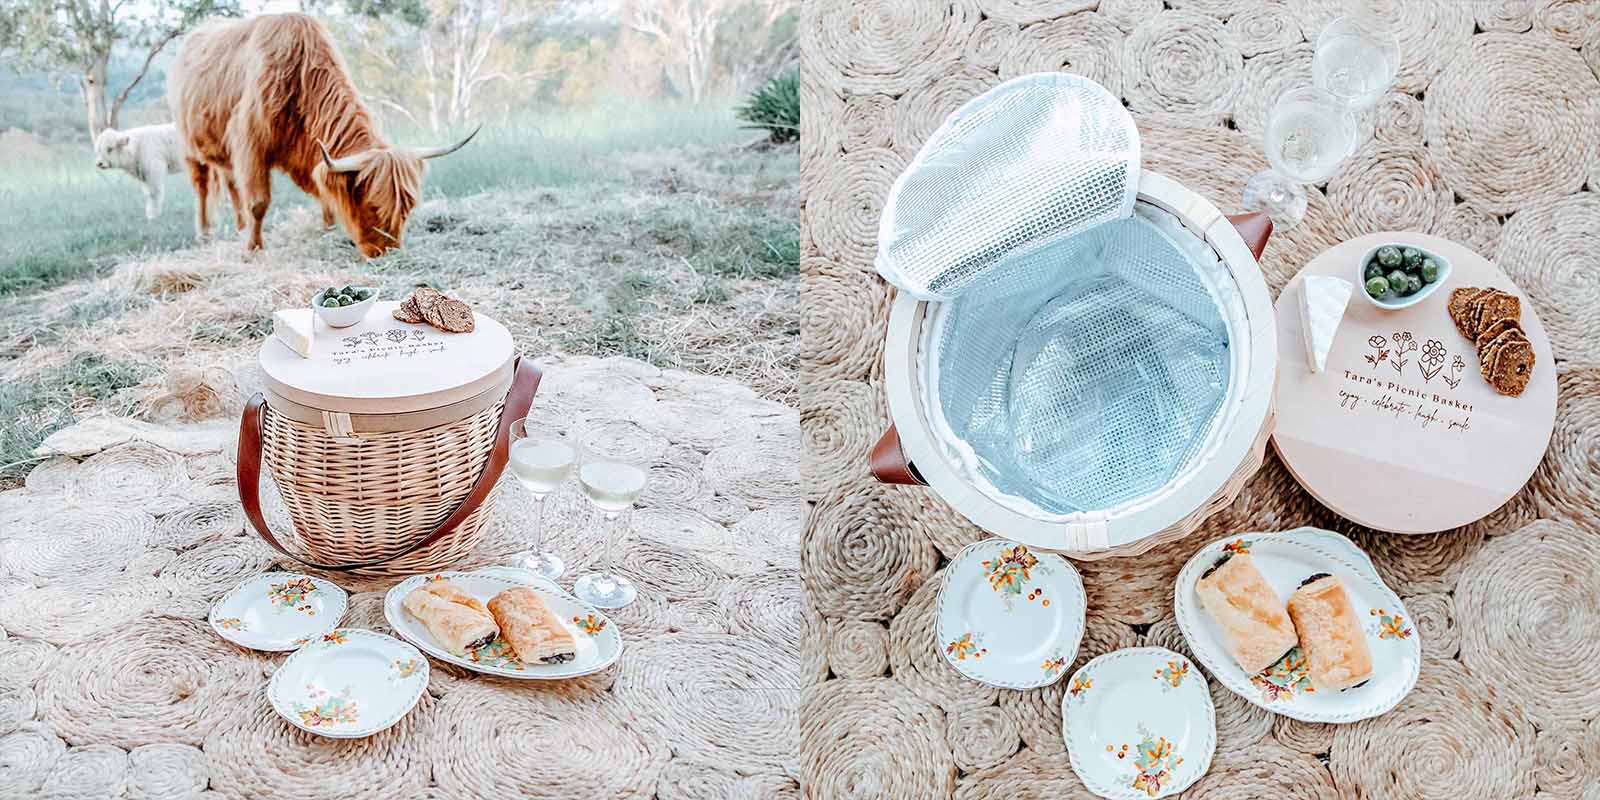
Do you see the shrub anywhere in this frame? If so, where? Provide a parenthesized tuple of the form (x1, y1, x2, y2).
(735, 67, 799, 144)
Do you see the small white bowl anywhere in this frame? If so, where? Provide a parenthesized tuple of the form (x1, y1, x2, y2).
(312, 287, 379, 328)
(1357, 244, 1451, 311)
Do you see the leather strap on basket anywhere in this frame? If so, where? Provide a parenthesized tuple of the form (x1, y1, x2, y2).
(1225, 212, 1272, 261)
(236, 356, 543, 571)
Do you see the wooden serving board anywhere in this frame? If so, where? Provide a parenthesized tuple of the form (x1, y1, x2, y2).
(1271, 232, 1556, 534)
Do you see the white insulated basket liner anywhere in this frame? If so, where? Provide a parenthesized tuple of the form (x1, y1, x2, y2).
(879, 73, 1250, 522)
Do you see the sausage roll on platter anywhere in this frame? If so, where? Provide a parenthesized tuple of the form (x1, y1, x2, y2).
(1172, 527, 1419, 723)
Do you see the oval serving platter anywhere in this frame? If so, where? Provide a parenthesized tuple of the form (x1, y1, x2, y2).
(934, 538, 1086, 689)
(267, 627, 428, 739)
(209, 572, 348, 651)
(1173, 527, 1421, 723)
(1062, 647, 1216, 799)
(383, 570, 622, 680)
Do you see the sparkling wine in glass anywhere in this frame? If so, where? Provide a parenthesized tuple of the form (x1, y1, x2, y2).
(573, 459, 647, 609)
(1313, 16, 1400, 110)
(1242, 87, 1356, 228)
(506, 422, 575, 579)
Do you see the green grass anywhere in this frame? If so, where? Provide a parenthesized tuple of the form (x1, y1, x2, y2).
(0, 353, 155, 481)
(0, 103, 752, 299)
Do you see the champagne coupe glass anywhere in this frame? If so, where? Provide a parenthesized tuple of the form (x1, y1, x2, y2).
(1241, 86, 1357, 229)
(1313, 15, 1400, 146)
(505, 420, 575, 579)
(573, 455, 648, 609)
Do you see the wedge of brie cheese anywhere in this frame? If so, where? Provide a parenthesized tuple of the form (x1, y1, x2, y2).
(1300, 275, 1353, 373)
(272, 309, 314, 358)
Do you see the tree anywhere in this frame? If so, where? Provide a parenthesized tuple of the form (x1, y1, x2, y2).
(0, 0, 241, 140)
(622, 0, 794, 103)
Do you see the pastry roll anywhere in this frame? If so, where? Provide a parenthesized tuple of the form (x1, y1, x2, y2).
(1194, 553, 1298, 674)
(1286, 573, 1373, 692)
(418, 580, 488, 614)
(486, 588, 577, 664)
(402, 584, 498, 656)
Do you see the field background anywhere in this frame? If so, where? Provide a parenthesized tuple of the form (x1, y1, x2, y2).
(0, 0, 799, 485)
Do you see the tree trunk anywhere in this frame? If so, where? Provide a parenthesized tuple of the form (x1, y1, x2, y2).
(81, 51, 111, 139)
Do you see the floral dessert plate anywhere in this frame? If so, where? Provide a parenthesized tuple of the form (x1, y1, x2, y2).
(935, 538, 1086, 689)
(208, 572, 348, 651)
(383, 570, 621, 680)
(1062, 647, 1215, 799)
(267, 628, 428, 738)
(1173, 527, 1421, 723)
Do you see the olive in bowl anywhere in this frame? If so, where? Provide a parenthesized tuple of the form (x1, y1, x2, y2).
(1359, 244, 1449, 310)
(312, 284, 379, 328)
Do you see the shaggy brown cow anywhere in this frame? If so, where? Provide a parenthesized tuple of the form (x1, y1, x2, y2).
(167, 13, 475, 256)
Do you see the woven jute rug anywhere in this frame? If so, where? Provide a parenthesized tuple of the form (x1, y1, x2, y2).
(0, 355, 801, 799)
(799, 1, 1600, 797)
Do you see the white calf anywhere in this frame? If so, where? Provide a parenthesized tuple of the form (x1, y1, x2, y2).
(94, 124, 187, 220)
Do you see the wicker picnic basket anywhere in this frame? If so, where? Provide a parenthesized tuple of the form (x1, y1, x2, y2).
(236, 301, 538, 576)
(868, 74, 1279, 560)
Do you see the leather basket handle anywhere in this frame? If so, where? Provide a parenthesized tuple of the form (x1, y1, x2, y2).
(1225, 211, 1273, 261)
(236, 356, 542, 571)
(870, 425, 926, 486)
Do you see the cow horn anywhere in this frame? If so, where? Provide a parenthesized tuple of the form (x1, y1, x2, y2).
(319, 141, 363, 173)
(414, 126, 480, 160)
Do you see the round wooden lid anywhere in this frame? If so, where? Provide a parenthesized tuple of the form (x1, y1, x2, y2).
(260, 301, 515, 414)
(1271, 232, 1556, 534)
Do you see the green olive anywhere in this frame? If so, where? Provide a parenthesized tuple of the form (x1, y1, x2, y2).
(1377, 246, 1402, 268)
(1365, 275, 1389, 298)
(1420, 259, 1439, 282)
(337, 294, 354, 306)
(1402, 247, 1423, 269)
(1386, 269, 1407, 290)
(321, 297, 340, 308)
(1365, 262, 1384, 281)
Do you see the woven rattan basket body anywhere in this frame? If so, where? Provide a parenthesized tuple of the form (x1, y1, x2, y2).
(238, 303, 534, 576)
(872, 172, 1279, 560)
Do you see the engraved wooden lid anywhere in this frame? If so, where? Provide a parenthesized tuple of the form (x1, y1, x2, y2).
(1271, 233, 1556, 534)
(260, 301, 516, 414)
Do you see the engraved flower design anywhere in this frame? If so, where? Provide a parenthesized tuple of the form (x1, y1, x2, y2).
(1365, 335, 1389, 369)
(1419, 339, 1447, 381)
(1389, 331, 1417, 373)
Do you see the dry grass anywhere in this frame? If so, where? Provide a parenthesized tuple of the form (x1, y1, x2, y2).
(0, 142, 797, 483)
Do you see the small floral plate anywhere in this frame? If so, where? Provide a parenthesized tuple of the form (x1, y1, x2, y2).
(267, 628, 428, 738)
(208, 572, 348, 651)
(1062, 647, 1216, 799)
(1173, 527, 1422, 723)
(934, 538, 1086, 689)
(383, 570, 622, 680)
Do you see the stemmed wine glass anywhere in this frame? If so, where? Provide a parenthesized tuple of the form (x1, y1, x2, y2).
(1313, 15, 1401, 147)
(573, 453, 648, 609)
(1241, 86, 1357, 229)
(505, 420, 575, 579)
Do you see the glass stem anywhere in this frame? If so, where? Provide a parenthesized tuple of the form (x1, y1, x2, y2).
(529, 494, 547, 555)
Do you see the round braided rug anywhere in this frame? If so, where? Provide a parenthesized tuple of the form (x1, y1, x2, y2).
(735, 774, 799, 799)
(731, 505, 804, 570)
(22, 456, 76, 495)
(574, 418, 668, 465)
(0, 685, 35, 738)
(638, 460, 713, 511)
(799, 77, 843, 198)
(157, 537, 280, 602)
(0, 581, 166, 646)
(700, 493, 748, 525)
(997, 12, 1126, 94)
(891, 62, 1001, 154)
(1455, 519, 1600, 730)
(881, 488, 987, 561)
(1328, 657, 1535, 799)
(945, 705, 1020, 773)
(1373, 91, 1424, 144)
(1473, 0, 1536, 32)
(125, 548, 177, 579)
(951, 747, 1092, 798)
(0, 723, 65, 796)
(126, 743, 207, 800)
(961, 18, 1018, 69)
(1424, 32, 1600, 214)
(0, 509, 152, 585)
(1182, 742, 1337, 799)
(802, 146, 905, 269)
(824, 619, 890, 678)
(617, 540, 728, 602)
(637, 400, 757, 451)
(1403, 592, 1460, 661)
(0, 501, 154, 546)
(1533, 716, 1600, 799)
(1342, 527, 1487, 595)
(1288, 0, 1474, 93)
(1534, 0, 1600, 47)
(1122, 11, 1242, 123)
(1166, 0, 1254, 19)
(69, 442, 189, 508)
(35, 616, 264, 749)
(975, 0, 1094, 25)
(1326, 143, 1453, 236)
(1230, 42, 1314, 141)
(702, 438, 799, 510)
(887, 570, 998, 714)
(1586, 19, 1600, 85)
(1224, 3, 1302, 56)
(1430, 200, 1502, 258)
(205, 688, 431, 800)
(801, 599, 830, 685)
(799, 0, 979, 96)
(0, 636, 57, 692)
(39, 743, 129, 800)
(655, 759, 740, 800)
(994, 682, 1067, 757)
(666, 598, 729, 635)
(1493, 194, 1600, 362)
(1530, 365, 1600, 530)
(1270, 714, 1335, 757)
(800, 379, 878, 503)
(800, 678, 955, 798)
(840, 93, 896, 152)
(613, 633, 797, 775)
(800, 259, 888, 382)
(720, 570, 801, 651)
(151, 500, 241, 554)
(803, 483, 937, 621)
(182, 451, 234, 487)
(1076, 530, 1208, 625)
